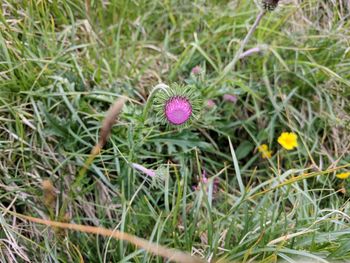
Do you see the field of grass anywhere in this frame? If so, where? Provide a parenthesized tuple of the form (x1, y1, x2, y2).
(1, 0, 350, 262)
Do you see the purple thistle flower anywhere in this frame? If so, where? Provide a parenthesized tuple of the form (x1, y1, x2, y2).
(213, 177, 220, 194)
(193, 169, 220, 194)
(262, 0, 280, 11)
(202, 169, 208, 184)
(206, 99, 216, 109)
(164, 96, 192, 125)
(154, 83, 201, 127)
(131, 163, 155, 177)
(191, 65, 201, 75)
(223, 94, 238, 103)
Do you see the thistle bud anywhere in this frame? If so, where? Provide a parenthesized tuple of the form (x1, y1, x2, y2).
(262, 0, 280, 11)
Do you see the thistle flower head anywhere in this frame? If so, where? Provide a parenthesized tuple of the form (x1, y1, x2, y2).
(223, 94, 238, 103)
(191, 65, 201, 75)
(262, 0, 280, 11)
(165, 96, 192, 125)
(193, 170, 220, 194)
(131, 163, 167, 190)
(154, 83, 201, 128)
(206, 99, 216, 109)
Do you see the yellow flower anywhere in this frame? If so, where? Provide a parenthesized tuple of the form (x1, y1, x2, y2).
(258, 144, 273, 159)
(278, 132, 298, 150)
(336, 172, 350, 180)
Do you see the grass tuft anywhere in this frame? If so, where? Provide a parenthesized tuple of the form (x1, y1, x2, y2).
(1, 0, 350, 262)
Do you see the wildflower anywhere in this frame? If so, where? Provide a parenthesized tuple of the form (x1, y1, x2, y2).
(131, 163, 155, 177)
(213, 177, 220, 193)
(191, 65, 201, 75)
(165, 97, 192, 125)
(193, 170, 219, 194)
(223, 94, 238, 103)
(278, 132, 298, 150)
(154, 83, 201, 127)
(206, 99, 216, 109)
(258, 144, 273, 159)
(201, 170, 209, 184)
(336, 172, 350, 180)
(262, 0, 280, 11)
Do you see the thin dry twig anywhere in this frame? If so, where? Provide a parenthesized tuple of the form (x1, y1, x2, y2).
(7, 212, 206, 263)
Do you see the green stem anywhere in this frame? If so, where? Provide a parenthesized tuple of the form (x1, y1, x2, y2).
(215, 10, 266, 84)
(142, 83, 169, 121)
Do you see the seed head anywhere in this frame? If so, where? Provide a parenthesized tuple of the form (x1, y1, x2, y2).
(42, 179, 56, 209)
(262, 0, 280, 11)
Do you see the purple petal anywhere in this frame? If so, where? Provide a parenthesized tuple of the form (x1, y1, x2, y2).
(165, 96, 192, 125)
(202, 170, 208, 183)
(223, 94, 238, 103)
(191, 65, 201, 75)
(132, 163, 156, 177)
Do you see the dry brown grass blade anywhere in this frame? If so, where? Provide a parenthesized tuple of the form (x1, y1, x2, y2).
(78, 96, 127, 178)
(98, 96, 127, 149)
(11, 212, 206, 263)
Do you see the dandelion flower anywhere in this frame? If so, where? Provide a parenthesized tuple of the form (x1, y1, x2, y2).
(258, 144, 273, 159)
(336, 172, 350, 180)
(154, 83, 201, 127)
(278, 132, 298, 150)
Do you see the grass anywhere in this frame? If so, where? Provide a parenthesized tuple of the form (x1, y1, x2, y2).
(1, 0, 350, 262)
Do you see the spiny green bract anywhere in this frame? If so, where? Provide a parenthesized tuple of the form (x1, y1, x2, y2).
(153, 83, 202, 129)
